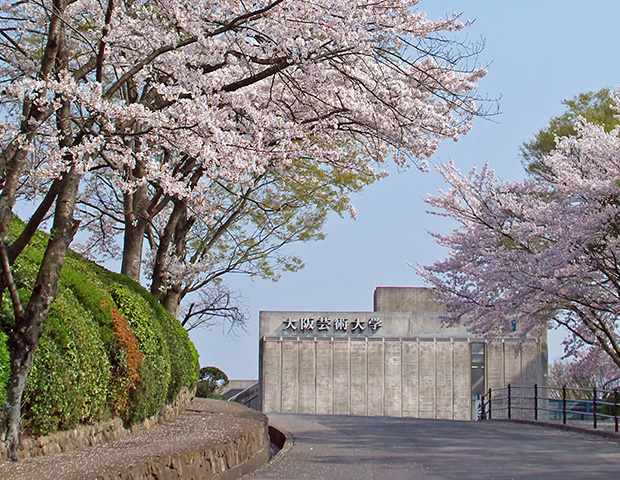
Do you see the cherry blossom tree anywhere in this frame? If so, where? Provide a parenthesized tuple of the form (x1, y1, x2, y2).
(521, 88, 619, 178)
(547, 356, 619, 399)
(1, 0, 487, 455)
(421, 107, 620, 375)
(78, 152, 378, 327)
(66, 0, 489, 326)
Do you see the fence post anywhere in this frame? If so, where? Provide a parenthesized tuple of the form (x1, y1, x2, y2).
(508, 384, 512, 420)
(593, 387, 597, 430)
(562, 385, 567, 425)
(488, 388, 492, 420)
(615, 389, 618, 433)
(534, 384, 538, 421)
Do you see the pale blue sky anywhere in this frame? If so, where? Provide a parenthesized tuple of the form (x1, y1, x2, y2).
(190, 1, 620, 379)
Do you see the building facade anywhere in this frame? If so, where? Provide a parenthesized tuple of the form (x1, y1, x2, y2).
(259, 287, 547, 420)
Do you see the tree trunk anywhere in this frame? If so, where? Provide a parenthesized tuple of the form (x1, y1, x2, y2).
(150, 201, 186, 300)
(162, 288, 182, 319)
(151, 200, 194, 319)
(2, 38, 78, 455)
(3, 318, 45, 459)
(2, 165, 80, 459)
(121, 218, 147, 281)
(120, 163, 148, 282)
(7, 178, 62, 262)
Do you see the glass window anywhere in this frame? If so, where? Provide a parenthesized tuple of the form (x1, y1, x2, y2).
(471, 343, 485, 396)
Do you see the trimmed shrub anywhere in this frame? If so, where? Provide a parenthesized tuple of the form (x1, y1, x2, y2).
(22, 289, 112, 435)
(111, 284, 171, 424)
(119, 278, 199, 401)
(59, 256, 140, 418)
(0, 330, 9, 405)
(0, 218, 199, 435)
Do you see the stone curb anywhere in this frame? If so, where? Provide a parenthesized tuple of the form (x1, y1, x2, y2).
(97, 414, 271, 480)
(269, 426, 293, 461)
(241, 424, 293, 479)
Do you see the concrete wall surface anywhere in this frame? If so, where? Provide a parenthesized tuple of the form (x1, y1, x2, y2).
(260, 336, 544, 421)
(374, 286, 445, 313)
(259, 287, 548, 421)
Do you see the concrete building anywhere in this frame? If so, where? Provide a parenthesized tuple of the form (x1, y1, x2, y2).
(259, 287, 547, 420)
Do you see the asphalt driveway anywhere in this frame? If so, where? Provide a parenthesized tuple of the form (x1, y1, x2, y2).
(244, 415, 620, 480)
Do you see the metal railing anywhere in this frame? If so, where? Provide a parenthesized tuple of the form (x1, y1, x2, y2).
(478, 384, 620, 432)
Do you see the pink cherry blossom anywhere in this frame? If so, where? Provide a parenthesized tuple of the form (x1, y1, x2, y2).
(421, 106, 620, 373)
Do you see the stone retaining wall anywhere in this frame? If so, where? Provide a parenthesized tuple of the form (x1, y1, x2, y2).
(0, 387, 195, 462)
(0, 398, 273, 480)
(100, 413, 270, 480)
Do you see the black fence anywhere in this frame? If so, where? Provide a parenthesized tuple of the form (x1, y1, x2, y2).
(478, 384, 620, 432)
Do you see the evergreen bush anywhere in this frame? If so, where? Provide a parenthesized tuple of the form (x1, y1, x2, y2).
(0, 330, 9, 405)
(22, 289, 112, 434)
(111, 284, 171, 424)
(0, 218, 199, 435)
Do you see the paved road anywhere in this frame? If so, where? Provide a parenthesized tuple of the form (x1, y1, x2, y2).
(244, 415, 620, 480)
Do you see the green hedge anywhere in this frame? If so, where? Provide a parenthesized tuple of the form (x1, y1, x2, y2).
(0, 219, 199, 435)
(119, 276, 199, 403)
(22, 289, 112, 434)
(0, 330, 9, 406)
(111, 284, 171, 424)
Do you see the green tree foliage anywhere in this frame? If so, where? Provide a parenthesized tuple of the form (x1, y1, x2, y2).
(196, 366, 229, 399)
(0, 219, 199, 435)
(521, 88, 619, 177)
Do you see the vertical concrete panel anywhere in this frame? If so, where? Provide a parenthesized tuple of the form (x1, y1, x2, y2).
(418, 340, 436, 419)
(504, 342, 521, 385)
(333, 340, 350, 415)
(486, 341, 505, 390)
(520, 342, 540, 384)
(435, 341, 453, 420)
(281, 341, 299, 413)
(315, 340, 333, 415)
(384, 341, 402, 417)
(298, 341, 316, 413)
(367, 341, 384, 416)
(518, 342, 539, 420)
(453, 342, 471, 420)
(262, 340, 281, 413)
(401, 341, 419, 417)
(350, 340, 368, 416)
(503, 342, 521, 420)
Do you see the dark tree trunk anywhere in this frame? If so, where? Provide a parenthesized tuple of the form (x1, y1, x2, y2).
(121, 217, 147, 281)
(7, 178, 62, 262)
(120, 164, 148, 282)
(2, 28, 78, 456)
(150, 201, 186, 301)
(151, 200, 193, 319)
(162, 288, 182, 319)
(2, 165, 80, 459)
